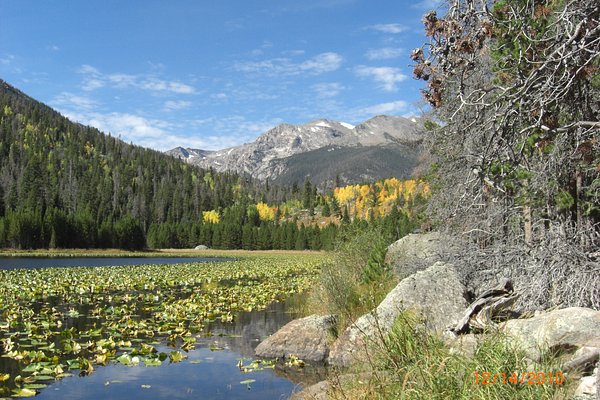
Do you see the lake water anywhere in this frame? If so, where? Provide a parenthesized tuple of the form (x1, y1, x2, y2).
(31, 302, 321, 400)
(0, 257, 324, 399)
(0, 257, 229, 270)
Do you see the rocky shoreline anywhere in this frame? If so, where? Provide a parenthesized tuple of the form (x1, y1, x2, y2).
(255, 233, 600, 399)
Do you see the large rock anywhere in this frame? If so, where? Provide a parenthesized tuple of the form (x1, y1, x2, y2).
(255, 315, 336, 363)
(385, 232, 462, 279)
(503, 307, 600, 361)
(194, 244, 209, 250)
(289, 372, 378, 400)
(329, 262, 468, 367)
(289, 380, 329, 400)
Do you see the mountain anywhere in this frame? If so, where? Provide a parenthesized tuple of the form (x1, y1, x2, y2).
(168, 115, 425, 188)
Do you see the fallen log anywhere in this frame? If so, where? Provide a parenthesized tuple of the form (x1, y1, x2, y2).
(450, 278, 518, 334)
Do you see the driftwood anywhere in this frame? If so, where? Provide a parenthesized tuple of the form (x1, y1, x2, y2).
(450, 278, 518, 334)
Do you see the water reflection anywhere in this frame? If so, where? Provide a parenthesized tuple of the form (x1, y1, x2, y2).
(29, 301, 315, 400)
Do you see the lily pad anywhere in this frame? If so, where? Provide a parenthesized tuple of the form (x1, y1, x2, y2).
(11, 388, 37, 398)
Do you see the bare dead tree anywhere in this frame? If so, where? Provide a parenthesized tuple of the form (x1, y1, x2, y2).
(414, 0, 599, 309)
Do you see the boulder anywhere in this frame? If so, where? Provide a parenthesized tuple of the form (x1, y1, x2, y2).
(289, 380, 329, 400)
(329, 262, 468, 367)
(444, 333, 481, 358)
(289, 372, 379, 400)
(255, 315, 336, 363)
(194, 244, 209, 250)
(574, 373, 597, 399)
(503, 307, 600, 361)
(385, 232, 462, 279)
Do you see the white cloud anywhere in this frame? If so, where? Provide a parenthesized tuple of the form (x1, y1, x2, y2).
(57, 105, 286, 151)
(82, 78, 104, 91)
(360, 100, 408, 115)
(299, 52, 343, 74)
(365, 47, 405, 60)
(355, 66, 407, 91)
(0, 54, 15, 65)
(369, 23, 407, 34)
(234, 52, 343, 76)
(351, 100, 408, 119)
(61, 110, 209, 150)
(283, 49, 306, 56)
(412, 0, 443, 9)
(77, 65, 196, 94)
(78, 64, 101, 75)
(191, 116, 283, 149)
(107, 73, 137, 88)
(140, 78, 195, 94)
(164, 100, 192, 111)
(51, 92, 99, 110)
(312, 82, 345, 98)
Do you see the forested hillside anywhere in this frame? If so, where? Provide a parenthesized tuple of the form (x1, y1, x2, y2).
(0, 80, 295, 249)
(0, 80, 426, 251)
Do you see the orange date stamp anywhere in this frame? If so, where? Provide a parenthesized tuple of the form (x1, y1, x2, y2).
(473, 371, 565, 385)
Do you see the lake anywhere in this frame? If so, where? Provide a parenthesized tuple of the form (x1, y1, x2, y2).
(0, 256, 325, 399)
(0, 257, 229, 270)
(31, 302, 321, 400)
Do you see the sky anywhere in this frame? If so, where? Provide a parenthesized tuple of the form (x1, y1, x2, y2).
(0, 0, 442, 151)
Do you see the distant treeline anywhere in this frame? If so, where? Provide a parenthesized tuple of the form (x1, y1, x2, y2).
(0, 201, 417, 251)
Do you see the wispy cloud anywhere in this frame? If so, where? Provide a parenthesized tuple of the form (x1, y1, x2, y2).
(312, 82, 345, 98)
(355, 66, 407, 91)
(365, 47, 405, 60)
(234, 52, 343, 76)
(57, 104, 284, 151)
(164, 100, 192, 111)
(359, 100, 408, 115)
(368, 23, 407, 34)
(412, 0, 444, 9)
(77, 64, 196, 94)
(0, 54, 15, 65)
(61, 109, 211, 151)
(51, 92, 99, 110)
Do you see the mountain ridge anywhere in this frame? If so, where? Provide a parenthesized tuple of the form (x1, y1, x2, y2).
(167, 115, 425, 188)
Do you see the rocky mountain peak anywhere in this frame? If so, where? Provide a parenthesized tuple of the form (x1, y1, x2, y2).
(167, 115, 426, 187)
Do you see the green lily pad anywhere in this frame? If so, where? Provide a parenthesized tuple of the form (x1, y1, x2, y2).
(142, 357, 162, 367)
(168, 351, 186, 363)
(11, 388, 38, 397)
(23, 383, 47, 389)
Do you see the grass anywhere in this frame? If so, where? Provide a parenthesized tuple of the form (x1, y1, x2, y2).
(301, 228, 396, 332)
(326, 311, 570, 400)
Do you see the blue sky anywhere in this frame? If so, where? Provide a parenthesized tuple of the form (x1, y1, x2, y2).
(0, 0, 441, 151)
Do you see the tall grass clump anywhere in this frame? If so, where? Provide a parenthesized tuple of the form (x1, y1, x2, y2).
(305, 226, 397, 332)
(345, 311, 569, 400)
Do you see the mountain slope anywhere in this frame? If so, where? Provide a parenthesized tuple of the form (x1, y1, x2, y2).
(270, 144, 420, 188)
(0, 79, 286, 249)
(170, 115, 425, 188)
